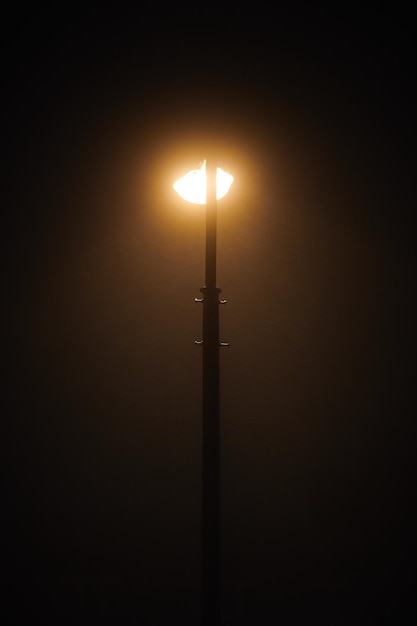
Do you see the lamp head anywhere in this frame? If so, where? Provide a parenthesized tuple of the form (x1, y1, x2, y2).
(173, 160, 233, 204)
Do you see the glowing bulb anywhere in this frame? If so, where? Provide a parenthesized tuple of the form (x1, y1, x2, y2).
(173, 160, 233, 204)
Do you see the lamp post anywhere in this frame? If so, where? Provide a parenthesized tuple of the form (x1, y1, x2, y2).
(174, 159, 233, 626)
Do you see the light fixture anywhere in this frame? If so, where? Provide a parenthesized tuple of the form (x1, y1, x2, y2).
(173, 160, 233, 204)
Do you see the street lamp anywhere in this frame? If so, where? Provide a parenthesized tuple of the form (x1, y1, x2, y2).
(174, 158, 233, 626)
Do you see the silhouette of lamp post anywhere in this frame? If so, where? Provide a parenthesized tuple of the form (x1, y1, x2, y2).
(174, 159, 233, 626)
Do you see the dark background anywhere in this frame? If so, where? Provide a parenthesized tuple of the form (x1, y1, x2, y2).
(3, 6, 416, 625)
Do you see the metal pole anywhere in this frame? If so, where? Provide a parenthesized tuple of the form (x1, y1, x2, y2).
(201, 157, 221, 626)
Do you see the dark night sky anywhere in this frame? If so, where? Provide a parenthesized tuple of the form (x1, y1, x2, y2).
(3, 6, 416, 625)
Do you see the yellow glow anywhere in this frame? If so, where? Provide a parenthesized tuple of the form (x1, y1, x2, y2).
(173, 160, 233, 204)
